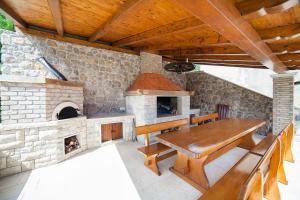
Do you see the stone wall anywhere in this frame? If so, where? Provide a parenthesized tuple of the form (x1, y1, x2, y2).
(0, 117, 87, 177)
(0, 30, 186, 116)
(186, 72, 273, 135)
(272, 74, 295, 135)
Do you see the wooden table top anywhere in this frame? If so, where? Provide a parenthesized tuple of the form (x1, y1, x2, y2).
(156, 118, 265, 158)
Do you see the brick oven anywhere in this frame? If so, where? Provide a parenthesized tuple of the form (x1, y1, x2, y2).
(0, 75, 87, 176)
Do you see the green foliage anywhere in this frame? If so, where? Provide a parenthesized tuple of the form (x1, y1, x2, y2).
(0, 14, 14, 31)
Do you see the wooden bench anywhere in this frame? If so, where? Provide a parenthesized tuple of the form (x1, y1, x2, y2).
(199, 133, 281, 200)
(135, 118, 189, 175)
(191, 113, 219, 125)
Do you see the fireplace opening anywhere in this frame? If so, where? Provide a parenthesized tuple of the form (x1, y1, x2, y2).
(57, 106, 79, 120)
(157, 97, 178, 118)
(65, 135, 80, 154)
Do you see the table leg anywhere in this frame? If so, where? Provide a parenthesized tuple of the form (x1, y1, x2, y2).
(171, 151, 209, 193)
(239, 131, 256, 149)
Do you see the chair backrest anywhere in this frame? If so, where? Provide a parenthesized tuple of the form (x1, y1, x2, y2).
(135, 118, 189, 146)
(191, 113, 218, 124)
(238, 170, 263, 200)
(217, 104, 229, 120)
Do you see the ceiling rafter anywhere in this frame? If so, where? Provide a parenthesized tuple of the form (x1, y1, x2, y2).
(89, 0, 143, 42)
(47, 0, 64, 36)
(258, 23, 300, 41)
(0, 1, 27, 28)
(193, 62, 266, 69)
(236, 0, 299, 19)
(113, 17, 204, 47)
(172, 0, 287, 72)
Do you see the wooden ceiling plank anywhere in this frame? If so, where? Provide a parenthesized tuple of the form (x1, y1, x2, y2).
(236, 0, 299, 19)
(0, 1, 27, 28)
(113, 17, 204, 47)
(172, 0, 287, 72)
(47, 0, 64, 36)
(89, 0, 143, 42)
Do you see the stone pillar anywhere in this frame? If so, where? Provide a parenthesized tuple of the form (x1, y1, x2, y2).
(272, 73, 295, 135)
(140, 52, 162, 74)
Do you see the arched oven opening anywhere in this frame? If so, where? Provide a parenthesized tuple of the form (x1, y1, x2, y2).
(57, 106, 79, 120)
(52, 102, 81, 120)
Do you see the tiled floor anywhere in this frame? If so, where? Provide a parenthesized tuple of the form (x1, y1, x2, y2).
(0, 135, 299, 200)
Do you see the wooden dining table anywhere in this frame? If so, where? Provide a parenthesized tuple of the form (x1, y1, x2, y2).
(156, 118, 265, 193)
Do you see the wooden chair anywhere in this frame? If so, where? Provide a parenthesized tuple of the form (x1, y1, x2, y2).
(217, 104, 229, 120)
(284, 123, 294, 163)
(135, 118, 189, 175)
(199, 135, 281, 200)
(191, 113, 218, 125)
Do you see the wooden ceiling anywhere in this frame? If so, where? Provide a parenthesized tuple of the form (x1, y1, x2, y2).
(1, 0, 300, 72)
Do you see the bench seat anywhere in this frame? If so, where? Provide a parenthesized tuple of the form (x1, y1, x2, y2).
(199, 153, 262, 200)
(250, 133, 276, 156)
(138, 143, 171, 157)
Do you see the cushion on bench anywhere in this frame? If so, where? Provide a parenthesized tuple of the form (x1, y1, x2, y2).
(137, 143, 171, 157)
(199, 153, 262, 200)
(250, 133, 276, 156)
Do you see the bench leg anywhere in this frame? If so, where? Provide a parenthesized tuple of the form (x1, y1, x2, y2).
(278, 162, 288, 185)
(171, 151, 209, 193)
(285, 124, 295, 163)
(278, 136, 288, 185)
(239, 131, 256, 150)
(264, 141, 281, 200)
(144, 154, 161, 176)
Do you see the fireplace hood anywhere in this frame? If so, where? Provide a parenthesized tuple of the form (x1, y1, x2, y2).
(126, 73, 190, 96)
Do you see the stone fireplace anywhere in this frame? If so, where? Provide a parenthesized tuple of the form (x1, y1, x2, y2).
(125, 73, 190, 143)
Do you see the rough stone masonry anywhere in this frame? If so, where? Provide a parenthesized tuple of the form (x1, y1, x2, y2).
(0, 30, 186, 116)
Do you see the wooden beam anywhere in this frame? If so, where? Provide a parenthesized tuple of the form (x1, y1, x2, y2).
(236, 0, 299, 19)
(0, 1, 27, 28)
(113, 17, 204, 47)
(17, 27, 138, 55)
(269, 41, 300, 53)
(186, 59, 263, 66)
(258, 23, 300, 41)
(193, 62, 266, 69)
(172, 0, 287, 72)
(174, 55, 255, 61)
(47, 0, 64, 36)
(278, 53, 300, 61)
(159, 46, 245, 56)
(89, 0, 143, 42)
(137, 36, 230, 51)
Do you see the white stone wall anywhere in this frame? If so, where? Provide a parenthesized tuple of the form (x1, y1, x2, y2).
(0, 81, 47, 124)
(126, 95, 190, 126)
(0, 117, 87, 177)
(86, 115, 135, 149)
(0, 77, 83, 124)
